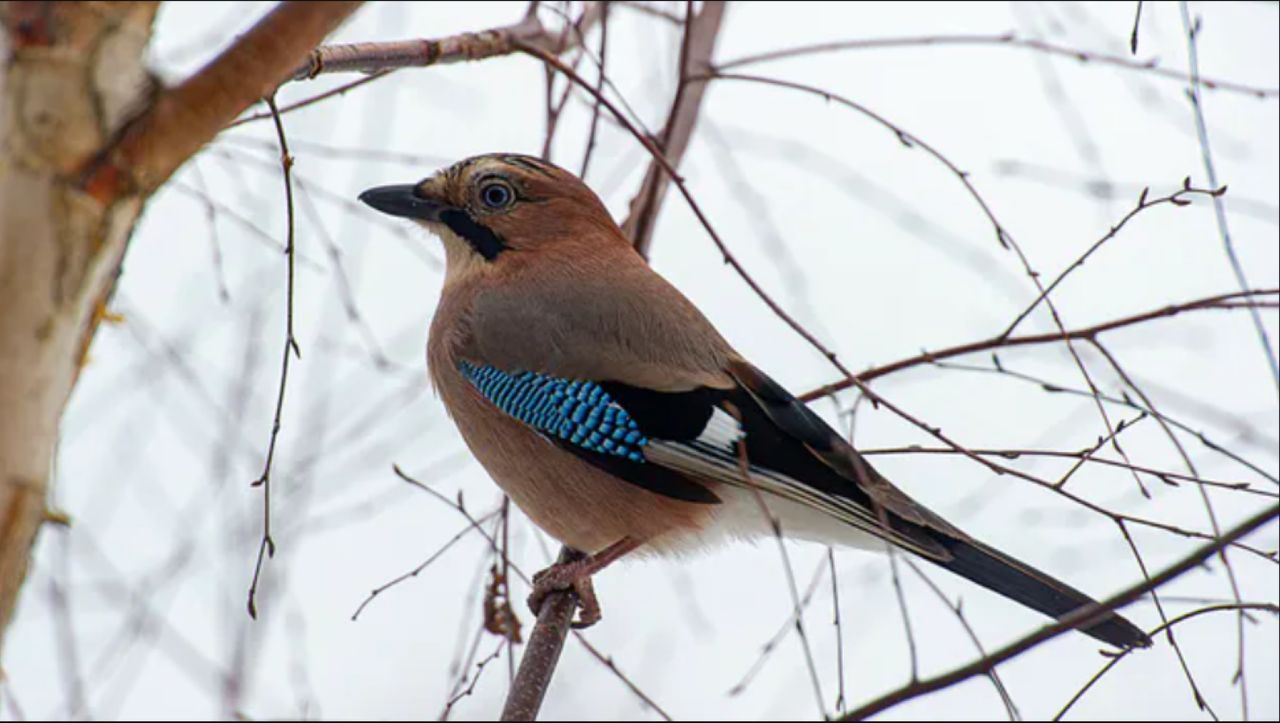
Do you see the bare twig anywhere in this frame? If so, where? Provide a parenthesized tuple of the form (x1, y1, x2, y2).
(925, 357, 1280, 491)
(699, 71, 1180, 503)
(902, 557, 1020, 721)
(1002, 183, 1226, 336)
(290, 3, 604, 79)
(227, 71, 391, 129)
(1114, 520, 1214, 717)
(570, 633, 674, 720)
(247, 94, 301, 620)
(1055, 603, 1279, 720)
(715, 32, 1279, 98)
(352, 510, 502, 622)
(578, 2, 610, 179)
(1179, 2, 1280, 393)
(734, 438, 827, 718)
(443, 640, 507, 718)
(800, 289, 1279, 400)
(859, 446, 1275, 499)
(729, 559, 828, 697)
(828, 549, 848, 716)
(1130, 2, 1144, 54)
(839, 504, 1279, 721)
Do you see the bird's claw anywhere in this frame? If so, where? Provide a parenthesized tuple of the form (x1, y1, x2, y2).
(528, 562, 602, 629)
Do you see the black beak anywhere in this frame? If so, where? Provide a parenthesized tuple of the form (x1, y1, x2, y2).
(358, 184, 448, 221)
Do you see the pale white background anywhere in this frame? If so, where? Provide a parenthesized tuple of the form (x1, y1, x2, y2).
(3, 1, 1278, 720)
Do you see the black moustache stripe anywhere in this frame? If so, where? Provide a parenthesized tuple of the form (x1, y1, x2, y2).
(439, 209, 507, 261)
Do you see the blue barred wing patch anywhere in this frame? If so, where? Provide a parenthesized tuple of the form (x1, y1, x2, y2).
(458, 361, 648, 462)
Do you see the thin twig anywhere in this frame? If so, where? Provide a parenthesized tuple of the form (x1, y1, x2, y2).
(570, 633, 675, 720)
(902, 557, 1020, 721)
(1180, 1, 1280, 394)
(1130, 2, 1144, 55)
(700, 71, 1178, 503)
(247, 94, 301, 620)
(728, 558, 829, 697)
(1002, 183, 1226, 336)
(733, 438, 827, 717)
(715, 32, 1279, 98)
(926, 357, 1280, 490)
(800, 289, 1279, 400)
(352, 511, 502, 622)
(578, 2, 609, 179)
(828, 549, 847, 716)
(1055, 603, 1279, 720)
(1114, 520, 1215, 717)
(227, 71, 392, 129)
(839, 504, 1279, 721)
(885, 545, 920, 684)
(858, 446, 1275, 499)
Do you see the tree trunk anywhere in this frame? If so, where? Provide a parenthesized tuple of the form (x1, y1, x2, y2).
(0, 0, 360, 653)
(0, 0, 159, 648)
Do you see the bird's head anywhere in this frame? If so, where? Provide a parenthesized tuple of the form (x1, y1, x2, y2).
(359, 153, 623, 274)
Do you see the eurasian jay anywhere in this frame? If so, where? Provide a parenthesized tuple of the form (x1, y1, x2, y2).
(358, 153, 1150, 649)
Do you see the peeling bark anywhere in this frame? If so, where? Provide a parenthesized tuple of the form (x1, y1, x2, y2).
(0, 0, 158, 649)
(0, 0, 360, 652)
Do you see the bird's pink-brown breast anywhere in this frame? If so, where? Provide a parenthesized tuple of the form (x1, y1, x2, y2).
(426, 266, 722, 555)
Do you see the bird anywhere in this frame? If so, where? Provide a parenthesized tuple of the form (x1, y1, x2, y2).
(358, 152, 1150, 649)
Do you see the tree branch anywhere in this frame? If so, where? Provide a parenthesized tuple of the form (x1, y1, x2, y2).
(840, 503, 1279, 721)
(799, 289, 1279, 402)
(623, 0, 727, 256)
(288, 2, 604, 80)
(78, 1, 361, 202)
(500, 548, 584, 721)
(0, 0, 358, 653)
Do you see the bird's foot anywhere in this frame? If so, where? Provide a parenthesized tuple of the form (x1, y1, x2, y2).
(528, 561, 602, 629)
(526, 537, 641, 629)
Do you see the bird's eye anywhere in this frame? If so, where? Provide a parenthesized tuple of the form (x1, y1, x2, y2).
(479, 180, 515, 210)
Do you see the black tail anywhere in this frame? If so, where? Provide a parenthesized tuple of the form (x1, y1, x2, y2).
(934, 535, 1151, 649)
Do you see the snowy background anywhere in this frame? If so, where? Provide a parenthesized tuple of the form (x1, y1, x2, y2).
(3, 1, 1278, 720)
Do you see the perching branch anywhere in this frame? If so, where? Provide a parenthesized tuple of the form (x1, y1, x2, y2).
(500, 548, 586, 721)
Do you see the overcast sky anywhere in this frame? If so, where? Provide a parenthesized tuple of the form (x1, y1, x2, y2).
(4, 2, 1278, 720)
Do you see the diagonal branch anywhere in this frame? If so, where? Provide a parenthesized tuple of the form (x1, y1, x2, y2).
(78, 1, 361, 202)
(0, 0, 359, 653)
(840, 503, 1280, 721)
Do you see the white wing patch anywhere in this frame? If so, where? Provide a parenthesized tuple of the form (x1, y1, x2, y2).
(644, 408, 939, 559)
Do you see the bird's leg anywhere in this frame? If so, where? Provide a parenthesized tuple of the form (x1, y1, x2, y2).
(528, 537, 642, 629)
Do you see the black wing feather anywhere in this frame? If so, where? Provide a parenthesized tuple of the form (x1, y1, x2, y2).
(602, 363, 1150, 649)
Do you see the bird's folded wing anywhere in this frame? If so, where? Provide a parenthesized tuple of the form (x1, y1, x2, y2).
(455, 356, 951, 560)
(457, 357, 1153, 649)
